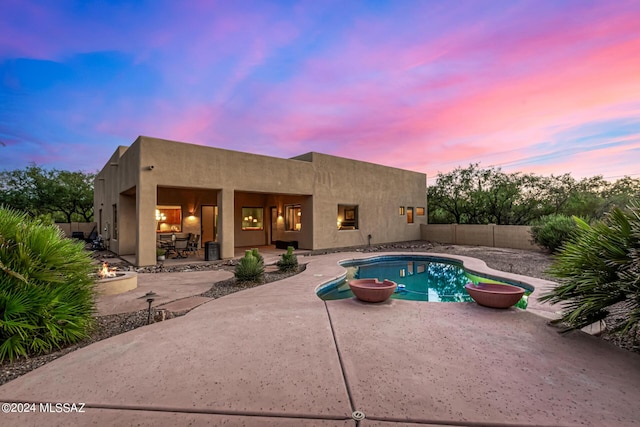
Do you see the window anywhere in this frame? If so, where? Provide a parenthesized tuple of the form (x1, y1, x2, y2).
(407, 207, 414, 224)
(242, 207, 263, 230)
(399, 206, 405, 215)
(285, 205, 302, 231)
(416, 207, 425, 216)
(338, 204, 358, 230)
(156, 205, 182, 233)
(112, 204, 118, 240)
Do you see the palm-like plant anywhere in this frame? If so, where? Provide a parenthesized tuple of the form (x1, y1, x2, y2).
(0, 207, 95, 362)
(540, 204, 640, 334)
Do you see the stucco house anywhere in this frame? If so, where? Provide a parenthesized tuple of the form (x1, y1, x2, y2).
(94, 136, 427, 266)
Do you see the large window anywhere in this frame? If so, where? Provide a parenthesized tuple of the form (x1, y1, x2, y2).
(242, 207, 264, 230)
(337, 204, 358, 230)
(285, 205, 302, 231)
(156, 205, 182, 233)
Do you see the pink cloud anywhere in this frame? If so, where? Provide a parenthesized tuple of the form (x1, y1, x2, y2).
(237, 1, 640, 180)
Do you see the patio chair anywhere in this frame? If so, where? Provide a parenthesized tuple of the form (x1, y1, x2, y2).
(187, 234, 201, 256)
(173, 236, 190, 258)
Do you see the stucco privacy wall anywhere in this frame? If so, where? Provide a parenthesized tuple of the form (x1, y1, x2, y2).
(95, 136, 427, 266)
(420, 224, 540, 251)
(55, 222, 97, 238)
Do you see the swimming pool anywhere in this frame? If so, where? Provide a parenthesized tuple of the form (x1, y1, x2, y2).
(316, 255, 532, 308)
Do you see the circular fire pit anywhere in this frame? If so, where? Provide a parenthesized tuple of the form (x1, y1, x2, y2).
(95, 271, 138, 295)
(349, 279, 397, 303)
(95, 263, 138, 295)
(465, 282, 524, 309)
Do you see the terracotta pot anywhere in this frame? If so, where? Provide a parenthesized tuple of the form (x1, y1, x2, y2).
(349, 279, 397, 303)
(465, 282, 525, 309)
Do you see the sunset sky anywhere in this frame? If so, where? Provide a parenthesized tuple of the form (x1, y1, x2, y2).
(2, 0, 639, 181)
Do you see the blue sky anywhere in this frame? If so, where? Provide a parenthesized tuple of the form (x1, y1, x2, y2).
(1, 0, 639, 180)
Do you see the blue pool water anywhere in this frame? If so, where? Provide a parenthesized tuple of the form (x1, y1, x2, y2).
(316, 255, 531, 308)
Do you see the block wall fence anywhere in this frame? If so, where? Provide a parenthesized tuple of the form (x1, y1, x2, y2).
(420, 224, 541, 251)
(56, 222, 97, 238)
(55, 222, 542, 252)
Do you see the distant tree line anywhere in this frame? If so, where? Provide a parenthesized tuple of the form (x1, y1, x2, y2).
(428, 163, 640, 225)
(0, 164, 95, 223)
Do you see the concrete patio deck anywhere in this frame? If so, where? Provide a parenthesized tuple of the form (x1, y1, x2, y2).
(1, 252, 639, 426)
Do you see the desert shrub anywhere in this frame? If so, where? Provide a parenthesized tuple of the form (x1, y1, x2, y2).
(234, 249, 264, 283)
(540, 204, 640, 333)
(276, 246, 298, 272)
(530, 214, 578, 253)
(0, 207, 96, 362)
(250, 248, 264, 265)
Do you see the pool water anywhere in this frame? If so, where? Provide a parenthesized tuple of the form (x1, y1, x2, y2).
(317, 256, 531, 308)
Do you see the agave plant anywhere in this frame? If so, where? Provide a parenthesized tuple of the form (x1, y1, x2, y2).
(540, 203, 640, 334)
(0, 207, 96, 362)
(234, 249, 264, 283)
(276, 246, 298, 272)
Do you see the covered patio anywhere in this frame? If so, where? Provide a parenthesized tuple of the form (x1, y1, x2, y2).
(94, 137, 428, 267)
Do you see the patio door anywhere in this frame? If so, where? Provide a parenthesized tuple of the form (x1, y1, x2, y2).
(201, 205, 217, 245)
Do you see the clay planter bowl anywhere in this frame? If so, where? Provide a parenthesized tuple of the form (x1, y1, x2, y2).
(349, 279, 397, 303)
(465, 282, 525, 309)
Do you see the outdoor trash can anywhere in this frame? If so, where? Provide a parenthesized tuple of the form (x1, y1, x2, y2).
(205, 241, 220, 261)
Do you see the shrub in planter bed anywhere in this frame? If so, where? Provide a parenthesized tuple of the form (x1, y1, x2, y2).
(0, 207, 95, 362)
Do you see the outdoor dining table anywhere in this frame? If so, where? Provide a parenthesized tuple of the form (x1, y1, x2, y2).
(159, 238, 189, 258)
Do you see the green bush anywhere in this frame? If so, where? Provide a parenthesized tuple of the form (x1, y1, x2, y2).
(234, 249, 264, 283)
(530, 214, 578, 253)
(0, 207, 96, 362)
(276, 246, 298, 272)
(540, 204, 640, 333)
(250, 248, 264, 265)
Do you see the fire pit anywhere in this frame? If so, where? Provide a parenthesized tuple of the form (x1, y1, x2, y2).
(95, 262, 138, 296)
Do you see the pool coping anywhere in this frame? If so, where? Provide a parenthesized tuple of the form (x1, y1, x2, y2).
(306, 251, 561, 319)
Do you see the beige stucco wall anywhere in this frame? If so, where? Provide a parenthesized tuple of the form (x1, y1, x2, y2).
(95, 136, 428, 266)
(55, 222, 97, 238)
(420, 224, 540, 251)
(297, 153, 427, 249)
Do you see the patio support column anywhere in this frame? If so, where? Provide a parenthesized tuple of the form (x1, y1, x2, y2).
(137, 183, 158, 267)
(217, 188, 234, 259)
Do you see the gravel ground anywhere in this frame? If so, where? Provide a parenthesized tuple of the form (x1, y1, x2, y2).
(1, 241, 637, 386)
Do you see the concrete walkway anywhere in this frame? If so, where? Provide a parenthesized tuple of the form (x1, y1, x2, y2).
(1, 252, 639, 426)
(96, 270, 233, 316)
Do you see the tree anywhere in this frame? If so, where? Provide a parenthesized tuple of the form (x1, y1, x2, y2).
(428, 165, 640, 225)
(0, 164, 95, 222)
(427, 164, 477, 224)
(428, 164, 547, 225)
(600, 176, 640, 216)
